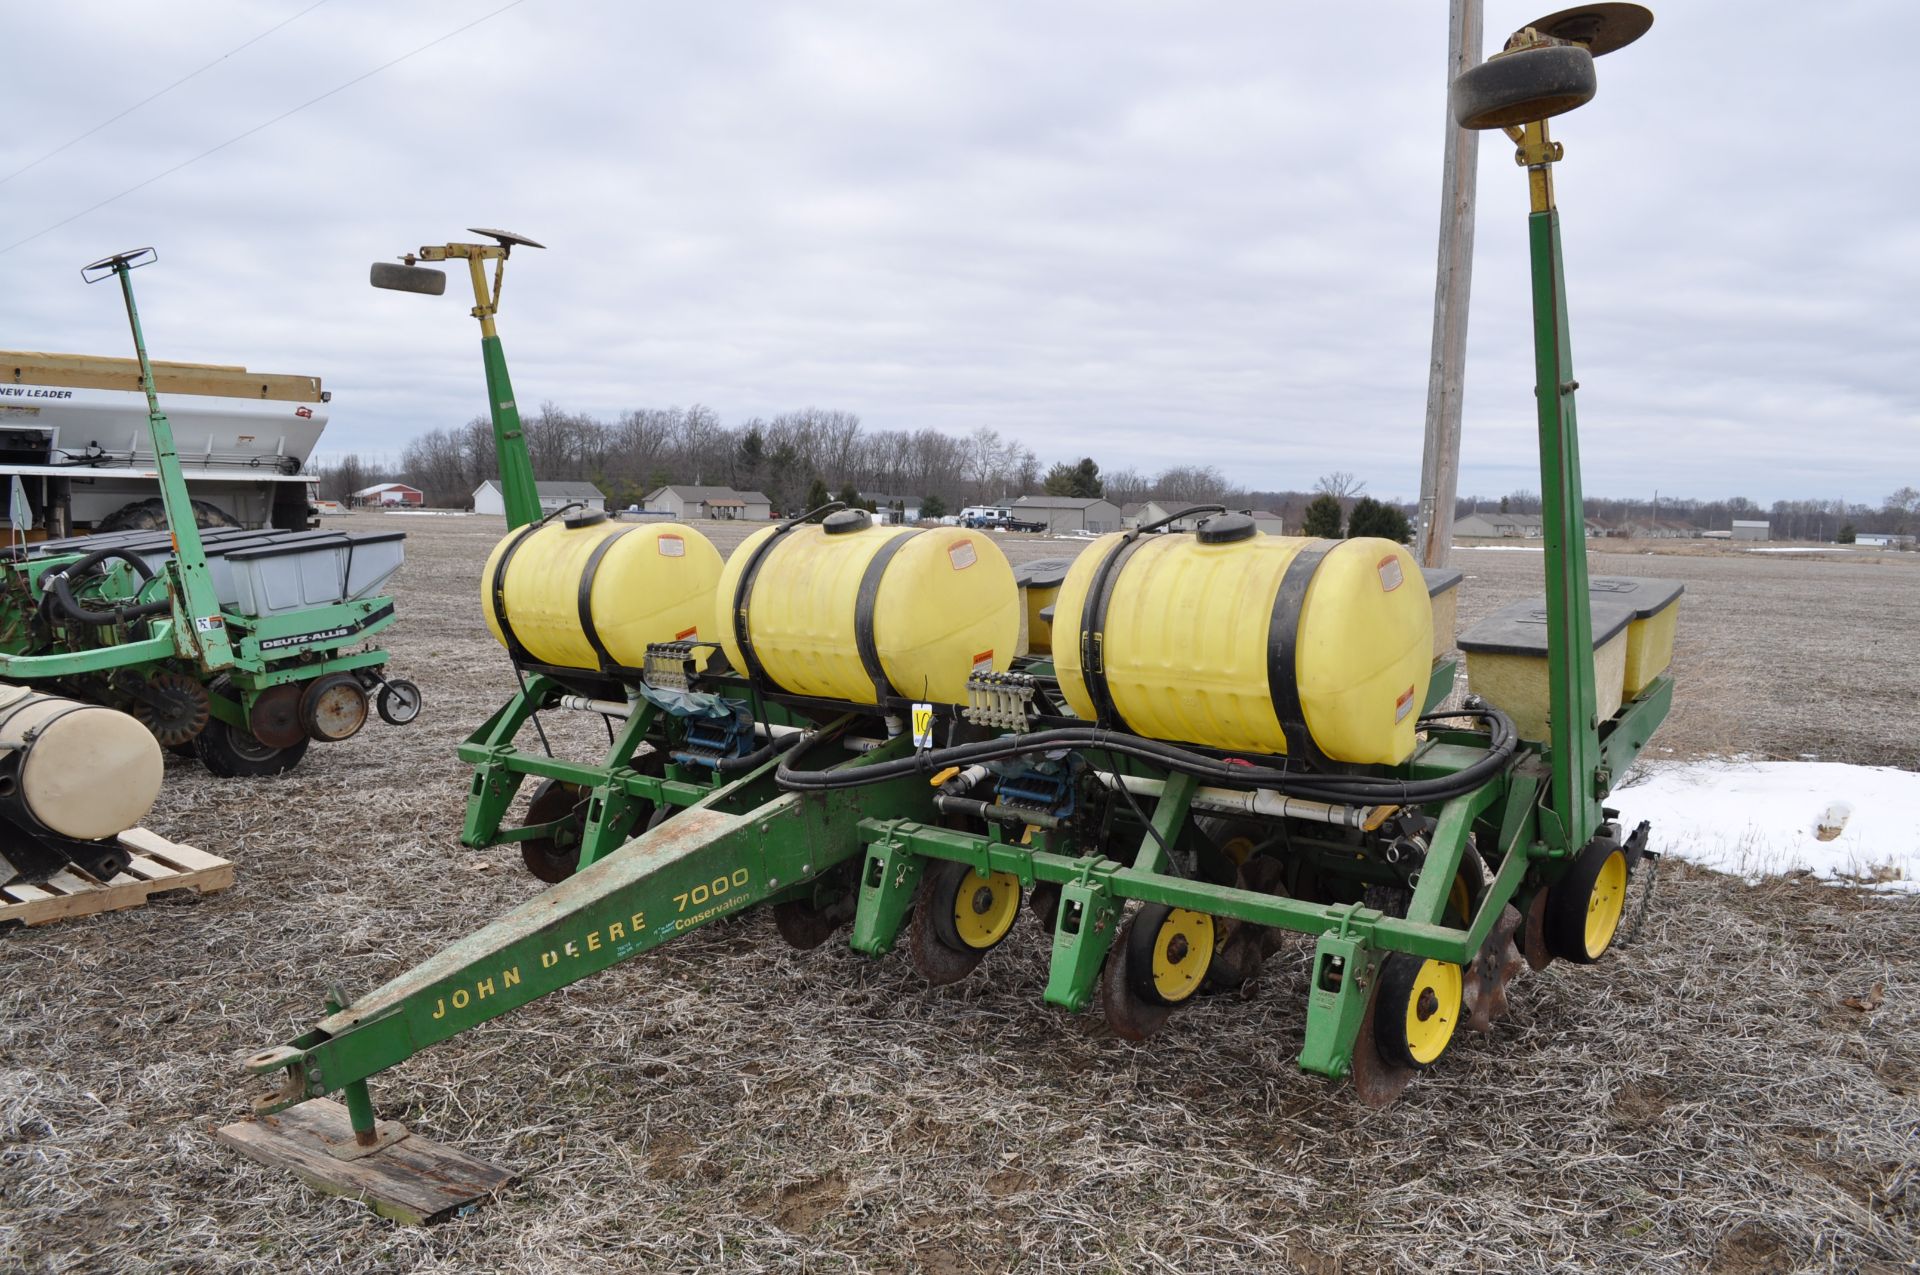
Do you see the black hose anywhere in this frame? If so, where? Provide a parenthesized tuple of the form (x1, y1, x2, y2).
(713, 726, 809, 775)
(38, 547, 171, 627)
(775, 709, 1518, 807)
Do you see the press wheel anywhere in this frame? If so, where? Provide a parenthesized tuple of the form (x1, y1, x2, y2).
(1374, 954, 1463, 1070)
(519, 778, 588, 883)
(909, 860, 1020, 985)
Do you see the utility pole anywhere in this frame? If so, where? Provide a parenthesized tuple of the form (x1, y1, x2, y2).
(1415, 0, 1483, 568)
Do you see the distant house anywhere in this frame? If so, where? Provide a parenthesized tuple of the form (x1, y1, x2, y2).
(861, 493, 925, 524)
(1855, 533, 1914, 549)
(1455, 512, 1543, 539)
(645, 485, 772, 521)
(1731, 519, 1770, 542)
(1012, 495, 1122, 534)
(352, 482, 423, 507)
(472, 480, 606, 517)
(1247, 510, 1286, 535)
(1623, 519, 1698, 540)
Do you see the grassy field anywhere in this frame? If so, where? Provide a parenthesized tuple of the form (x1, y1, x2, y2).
(2, 514, 1915, 1273)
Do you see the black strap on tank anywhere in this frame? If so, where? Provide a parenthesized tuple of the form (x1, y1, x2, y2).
(1267, 539, 1337, 769)
(575, 526, 636, 673)
(852, 530, 923, 704)
(729, 502, 843, 692)
(1076, 533, 1154, 730)
(489, 522, 545, 665)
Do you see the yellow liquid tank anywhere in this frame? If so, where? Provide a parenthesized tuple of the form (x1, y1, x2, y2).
(714, 510, 1019, 705)
(481, 514, 723, 670)
(1051, 516, 1432, 765)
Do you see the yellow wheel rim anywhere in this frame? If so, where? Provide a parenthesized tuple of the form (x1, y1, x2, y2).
(1149, 908, 1215, 1003)
(951, 868, 1020, 949)
(1220, 835, 1255, 867)
(1402, 959, 1462, 1065)
(1584, 849, 1628, 958)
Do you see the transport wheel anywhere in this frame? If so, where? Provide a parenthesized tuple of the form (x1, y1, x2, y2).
(193, 716, 309, 778)
(300, 673, 369, 742)
(519, 779, 589, 883)
(1373, 953, 1464, 1071)
(375, 678, 423, 725)
(909, 860, 1020, 986)
(1449, 43, 1596, 130)
(1544, 836, 1630, 963)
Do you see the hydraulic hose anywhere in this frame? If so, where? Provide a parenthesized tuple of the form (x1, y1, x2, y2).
(37, 548, 170, 627)
(775, 709, 1519, 808)
(713, 725, 809, 775)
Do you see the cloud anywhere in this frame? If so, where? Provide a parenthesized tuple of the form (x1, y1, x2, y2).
(2, 1, 1914, 503)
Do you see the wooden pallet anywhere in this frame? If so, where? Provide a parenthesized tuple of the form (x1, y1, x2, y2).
(219, 1099, 515, 1225)
(0, 828, 232, 926)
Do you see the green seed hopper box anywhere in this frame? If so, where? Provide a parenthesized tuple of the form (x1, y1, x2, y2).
(1458, 595, 1635, 742)
(1589, 576, 1684, 697)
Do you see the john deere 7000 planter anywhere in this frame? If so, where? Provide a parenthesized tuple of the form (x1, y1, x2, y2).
(239, 6, 1671, 1203)
(0, 251, 421, 878)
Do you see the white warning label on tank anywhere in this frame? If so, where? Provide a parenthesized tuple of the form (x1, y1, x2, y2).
(1377, 555, 1404, 592)
(1395, 685, 1416, 722)
(948, 540, 977, 571)
(658, 535, 685, 557)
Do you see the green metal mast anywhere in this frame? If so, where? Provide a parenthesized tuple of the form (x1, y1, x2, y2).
(370, 230, 545, 529)
(83, 249, 235, 669)
(1515, 121, 1602, 851)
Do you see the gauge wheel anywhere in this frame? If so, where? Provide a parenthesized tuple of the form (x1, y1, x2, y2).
(193, 716, 310, 778)
(1372, 953, 1464, 1071)
(1544, 835, 1630, 963)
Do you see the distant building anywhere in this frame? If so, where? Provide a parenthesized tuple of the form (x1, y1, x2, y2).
(1855, 533, 1914, 549)
(1247, 510, 1286, 535)
(352, 482, 424, 507)
(472, 480, 606, 517)
(1455, 512, 1543, 539)
(1731, 519, 1770, 542)
(1623, 519, 1698, 540)
(644, 485, 772, 521)
(861, 493, 925, 524)
(1011, 495, 1122, 534)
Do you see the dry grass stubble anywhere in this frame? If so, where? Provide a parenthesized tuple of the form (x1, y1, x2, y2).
(2, 515, 1916, 1273)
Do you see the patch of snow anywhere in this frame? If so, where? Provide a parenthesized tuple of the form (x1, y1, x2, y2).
(1744, 546, 1853, 554)
(1612, 759, 1920, 892)
(1457, 545, 1543, 552)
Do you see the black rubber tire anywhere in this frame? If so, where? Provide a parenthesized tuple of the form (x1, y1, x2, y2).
(192, 716, 309, 778)
(1450, 44, 1597, 130)
(375, 679, 422, 725)
(925, 858, 1020, 953)
(1544, 836, 1630, 964)
(95, 496, 240, 534)
(1124, 901, 1213, 1007)
(1373, 952, 1459, 1071)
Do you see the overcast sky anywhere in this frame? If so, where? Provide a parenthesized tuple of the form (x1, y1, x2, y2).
(3, 2, 1915, 505)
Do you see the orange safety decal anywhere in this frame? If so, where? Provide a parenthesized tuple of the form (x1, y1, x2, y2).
(948, 539, 978, 571)
(1377, 555, 1404, 592)
(1395, 684, 1416, 722)
(658, 534, 686, 558)
(972, 648, 995, 672)
(675, 626, 699, 640)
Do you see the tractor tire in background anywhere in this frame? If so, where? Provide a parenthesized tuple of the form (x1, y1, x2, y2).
(96, 497, 240, 534)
